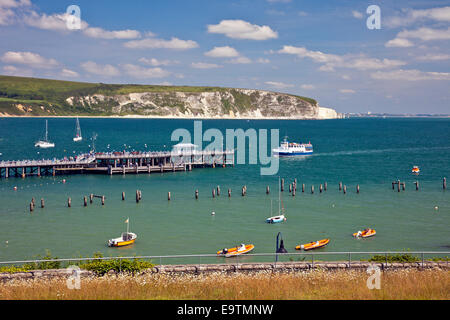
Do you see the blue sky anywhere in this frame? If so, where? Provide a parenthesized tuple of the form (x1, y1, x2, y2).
(1, 0, 449, 114)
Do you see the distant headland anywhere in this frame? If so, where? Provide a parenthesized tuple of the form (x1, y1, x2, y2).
(0, 75, 342, 120)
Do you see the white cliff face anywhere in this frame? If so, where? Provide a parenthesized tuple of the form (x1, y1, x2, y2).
(65, 88, 341, 119)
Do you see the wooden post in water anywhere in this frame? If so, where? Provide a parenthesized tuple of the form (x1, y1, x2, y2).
(241, 186, 245, 196)
(40, 198, 44, 208)
(289, 184, 292, 193)
(311, 185, 314, 194)
(397, 180, 401, 192)
(168, 192, 171, 201)
(302, 183, 305, 193)
(30, 202, 34, 212)
(217, 186, 220, 196)
(31, 198, 35, 206)
(90, 194, 93, 204)
(101, 196, 105, 205)
(266, 186, 270, 194)
(324, 182, 327, 191)
(319, 184, 323, 193)
(195, 189, 199, 199)
(402, 182, 406, 191)
(138, 190, 142, 201)
(414, 181, 419, 190)
(339, 182, 342, 191)
(122, 192, 125, 201)
(281, 178, 284, 192)
(356, 184, 360, 194)
(228, 188, 231, 197)
(343, 185, 347, 194)
(83, 196, 87, 207)
(136, 190, 140, 203)
(294, 178, 297, 189)
(212, 189, 216, 198)
(68, 197, 71, 207)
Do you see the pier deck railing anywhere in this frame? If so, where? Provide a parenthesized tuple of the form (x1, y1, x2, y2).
(0, 251, 448, 270)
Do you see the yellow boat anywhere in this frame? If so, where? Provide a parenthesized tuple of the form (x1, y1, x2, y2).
(217, 244, 255, 257)
(353, 228, 376, 238)
(108, 218, 137, 247)
(295, 238, 330, 251)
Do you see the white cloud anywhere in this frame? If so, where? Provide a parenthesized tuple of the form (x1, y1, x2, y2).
(340, 89, 356, 94)
(1, 51, 59, 68)
(396, 27, 450, 41)
(352, 10, 364, 19)
(279, 45, 406, 71)
(385, 38, 414, 47)
(371, 69, 450, 81)
(278, 45, 341, 64)
(385, 6, 450, 28)
(416, 53, 450, 61)
(191, 62, 223, 69)
(124, 37, 198, 50)
(60, 68, 79, 78)
(207, 19, 278, 40)
(121, 64, 171, 79)
(83, 27, 141, 39)
(2, 65, 33, 77)
(0, 0, 30, 8)
(257, 58, 270, 64)
(204, 46, 240, 58)
(0, 7, 14, 25)
(300, 84, 315, 90)
(138, 57, 176, 66)
(24, 11, 88, 32)
(264, 81, 294, 89)
(227, 56, 252, 64)
(80, 61, 120, 77)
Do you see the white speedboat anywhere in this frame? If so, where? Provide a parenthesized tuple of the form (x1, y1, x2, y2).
(35, 120, 55, 148)
(273, 137, 313, 156)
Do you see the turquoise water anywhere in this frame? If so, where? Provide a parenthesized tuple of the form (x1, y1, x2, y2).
(0, 117, 449, 262)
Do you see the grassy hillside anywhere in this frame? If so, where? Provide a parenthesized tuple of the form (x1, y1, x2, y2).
(0, 75, 317, 116)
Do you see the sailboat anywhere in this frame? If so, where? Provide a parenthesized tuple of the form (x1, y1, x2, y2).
(107, 218, 137, 247)
(266, 177, 287, 223)
(34, 120, 55, 148)
(73, 117, 82, 142)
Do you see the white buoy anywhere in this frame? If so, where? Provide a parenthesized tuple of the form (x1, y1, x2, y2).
(211, 211, 215, 215)
(434, 206, 439, 211)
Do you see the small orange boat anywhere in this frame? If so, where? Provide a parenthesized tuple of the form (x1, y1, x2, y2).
(295, 238, 330, 251)
(217, 244, 255, 257)
(411, 166, 420, 174)
(353, 228, 376, 238)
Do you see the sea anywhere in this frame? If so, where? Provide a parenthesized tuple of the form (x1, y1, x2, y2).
(0, 117, 449, 264)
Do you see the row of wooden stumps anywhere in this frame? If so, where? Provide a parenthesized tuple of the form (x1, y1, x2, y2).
(392, 177, 447, 192)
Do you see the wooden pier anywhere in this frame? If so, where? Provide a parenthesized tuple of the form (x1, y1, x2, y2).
(0, 149, 235, 178)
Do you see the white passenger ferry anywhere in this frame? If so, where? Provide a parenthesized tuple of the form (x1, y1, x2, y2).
(272, 137, 313, 156)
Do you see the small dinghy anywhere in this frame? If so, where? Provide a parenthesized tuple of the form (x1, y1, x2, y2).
(266, 215, 286, 223)
(108, 218, 137, 247)
(295, 238, 330, 251)
(411, 166, 420, 174)
(353, 228, 376, 238)
(217, 244, 255, 257)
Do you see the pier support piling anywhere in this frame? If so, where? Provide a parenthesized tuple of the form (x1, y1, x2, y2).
(320, 184, 323, 193)
(40, 198, 44, 208)
(311, 185, 314, 194)
(228, 188, 231, 197)
(302, 184, 305, 193)
(195, 189, 199, 199)
(324, 182, 327, 191)
(415, 181, 419, 191)
(168, 192, 171, 201)
(266, 186, 270, 194)
(122, 192, 125, 201)
(356, 184, 360, 193)
(101, 196, 105, 205)
(343, 185, 347, 194)
(68, 197, 71, 208)
(84, 196, 87, 207)
(339, 182, 342, 191)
